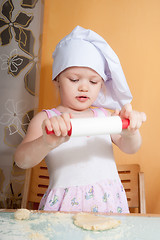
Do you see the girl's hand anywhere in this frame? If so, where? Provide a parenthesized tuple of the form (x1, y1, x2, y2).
(42, 112, 71, 148)
(111, 103, 146, 153)
(114, 103, 147, 133)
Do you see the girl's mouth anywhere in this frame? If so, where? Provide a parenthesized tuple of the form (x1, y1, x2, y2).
(76, 96, 89, 102)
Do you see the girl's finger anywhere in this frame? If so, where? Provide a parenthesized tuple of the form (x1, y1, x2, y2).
(57, 115, 69, 136)
(120, 103, 132, 118)
(50, 117, 61, 136)
(42, 119, 52, 132)
(61, 112, 71, 131)
(128, 113, 137, 130)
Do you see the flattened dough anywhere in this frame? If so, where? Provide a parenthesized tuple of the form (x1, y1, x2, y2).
(73, 212, 121, 231)
(14, 208, 30, 220)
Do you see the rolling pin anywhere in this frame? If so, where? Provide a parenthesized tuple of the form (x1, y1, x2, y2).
(46, 116, 130, 137)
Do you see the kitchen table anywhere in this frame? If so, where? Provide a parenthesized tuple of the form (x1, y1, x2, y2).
(0, 210, 160, 240)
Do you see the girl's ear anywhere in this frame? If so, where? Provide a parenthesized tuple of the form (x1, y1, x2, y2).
(53, 77, 60, 88)
(53, 77, 60, 101)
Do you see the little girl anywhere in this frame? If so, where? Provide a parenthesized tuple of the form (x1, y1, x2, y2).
(15, 26, 146, 213)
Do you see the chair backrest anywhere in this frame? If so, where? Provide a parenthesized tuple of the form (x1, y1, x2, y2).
(117, 164, 146, 213)
(21, 161, 146, 213)
(21, 160, 49, 209)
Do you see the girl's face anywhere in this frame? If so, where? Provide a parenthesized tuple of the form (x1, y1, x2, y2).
(55, 67, 103, 111)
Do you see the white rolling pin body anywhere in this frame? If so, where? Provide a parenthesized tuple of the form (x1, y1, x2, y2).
(70, 116, 122, 137)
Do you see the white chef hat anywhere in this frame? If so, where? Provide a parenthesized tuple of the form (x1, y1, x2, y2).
(52, 26, 132, 110)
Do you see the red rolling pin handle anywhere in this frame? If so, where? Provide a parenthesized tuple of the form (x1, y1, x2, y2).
(122, 119, 130, 129)
(45, 127, 55, 135)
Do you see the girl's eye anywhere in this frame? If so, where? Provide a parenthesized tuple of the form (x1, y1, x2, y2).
(69, 78, 79, 82)
(90, 81, 97, 84)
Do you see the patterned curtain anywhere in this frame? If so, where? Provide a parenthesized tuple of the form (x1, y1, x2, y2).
(0, 0, 44, 208)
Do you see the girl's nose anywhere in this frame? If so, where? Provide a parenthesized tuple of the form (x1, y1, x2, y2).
(78, 79, 88, 92)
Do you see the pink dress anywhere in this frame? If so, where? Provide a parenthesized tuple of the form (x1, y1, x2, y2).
(39, 108, 129, 213)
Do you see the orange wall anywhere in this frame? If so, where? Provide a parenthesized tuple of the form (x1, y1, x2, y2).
(39, 0, 160, 213)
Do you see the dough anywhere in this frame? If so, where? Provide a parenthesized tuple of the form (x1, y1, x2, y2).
(73, 212, 121, 231)
(29, 232, 49, 240)
(14, 208, 30, 220)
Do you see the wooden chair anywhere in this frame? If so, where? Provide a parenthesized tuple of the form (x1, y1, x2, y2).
(21, 161, 146, 213)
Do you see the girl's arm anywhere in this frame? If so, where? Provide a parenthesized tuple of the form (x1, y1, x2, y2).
(14, 112, 71, 169)
(111, 104, 146, 154)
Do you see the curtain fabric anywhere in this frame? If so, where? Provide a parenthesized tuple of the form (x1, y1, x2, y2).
(0, 0, 44, 208)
